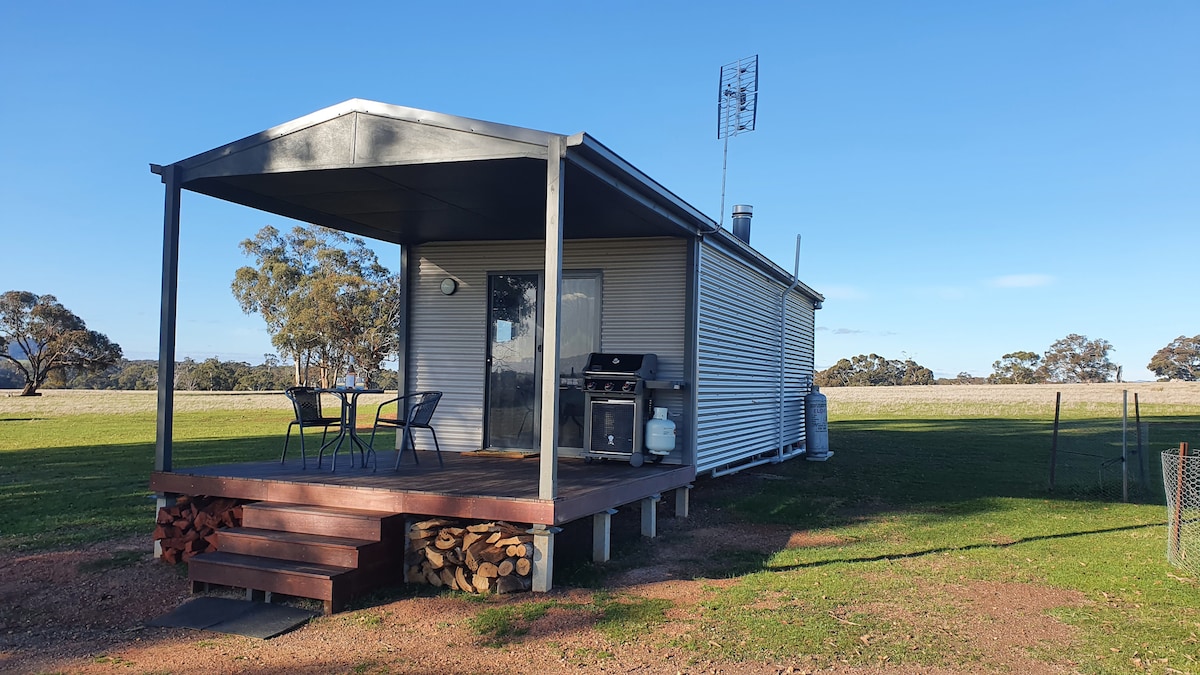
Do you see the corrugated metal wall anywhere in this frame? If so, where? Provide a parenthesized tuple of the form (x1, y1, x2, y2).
(409, 238, 688, 456)
(696, 240, 816, 474)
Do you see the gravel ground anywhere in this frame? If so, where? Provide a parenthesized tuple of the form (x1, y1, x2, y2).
(0, 509, 1087, 675)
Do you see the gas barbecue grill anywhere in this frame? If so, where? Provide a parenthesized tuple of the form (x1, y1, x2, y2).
(582, 353, 657, 466)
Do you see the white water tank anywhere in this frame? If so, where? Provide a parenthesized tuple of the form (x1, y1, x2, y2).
(805, 386, 830, 461)
(645, 407, 676, 455)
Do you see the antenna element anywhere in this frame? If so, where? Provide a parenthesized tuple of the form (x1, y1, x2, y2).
(717, 55, 759, 228)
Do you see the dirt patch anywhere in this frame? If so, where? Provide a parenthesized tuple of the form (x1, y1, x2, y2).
(0, 522, 1089, 675)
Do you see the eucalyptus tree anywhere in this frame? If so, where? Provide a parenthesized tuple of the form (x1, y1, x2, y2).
(1147, 335, 1200, 381)
(814, 353, 935, 386)
(232, 225, 401, 387)
(1038, 334, 1116, 383)
(0, 290, 122, 396)
(988, 351, 1045, 384)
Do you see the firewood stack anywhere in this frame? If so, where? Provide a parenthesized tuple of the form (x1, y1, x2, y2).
(406, 519, 534, 594)
(154, 495, 244, 564)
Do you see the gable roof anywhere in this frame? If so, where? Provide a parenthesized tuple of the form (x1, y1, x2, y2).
(158, 99, 712, 245)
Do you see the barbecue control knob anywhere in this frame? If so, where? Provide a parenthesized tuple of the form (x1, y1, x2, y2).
(622, 381, 634, 392)
(604, 381, 615, 391)
(585, 381, 595, 390)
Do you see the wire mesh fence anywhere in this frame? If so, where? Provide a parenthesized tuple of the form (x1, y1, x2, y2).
(1047, 389, 1200, 503)
(1162, 445, 1200, 576)
(1050, 417, 1158, 502)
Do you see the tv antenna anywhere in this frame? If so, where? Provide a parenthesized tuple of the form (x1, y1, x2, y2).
(717, 55, 759, 228)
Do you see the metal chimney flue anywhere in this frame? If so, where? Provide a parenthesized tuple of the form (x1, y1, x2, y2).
(732, 204, 753, 244)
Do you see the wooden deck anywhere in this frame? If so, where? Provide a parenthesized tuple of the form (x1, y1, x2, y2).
(150, 452, 696, 526)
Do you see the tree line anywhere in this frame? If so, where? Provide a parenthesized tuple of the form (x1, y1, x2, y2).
(0, 355, 399, 392)
(817, 333, 1200, 386)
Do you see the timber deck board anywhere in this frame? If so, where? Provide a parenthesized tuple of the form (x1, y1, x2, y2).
(152, 453, 695, 526)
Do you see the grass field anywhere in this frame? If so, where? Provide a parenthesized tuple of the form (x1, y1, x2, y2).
(3, 383, 1200, 673)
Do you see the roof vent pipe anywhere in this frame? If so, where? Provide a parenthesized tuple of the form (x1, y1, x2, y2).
(732, 204, 753, 244)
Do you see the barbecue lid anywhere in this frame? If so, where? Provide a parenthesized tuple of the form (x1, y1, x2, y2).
(584, 353, 658, 375)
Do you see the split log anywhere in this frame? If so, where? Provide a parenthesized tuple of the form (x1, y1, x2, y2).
(462, 532, 483, 550)
(473, 574, 492, 593)
(497, 559, 515, 577)
(155, 495, 246, 564)
(412, 517, 455, 531)
(495, 574, 532, 594)
(405, 518, 535, 594)
(506, 543, 533, 558)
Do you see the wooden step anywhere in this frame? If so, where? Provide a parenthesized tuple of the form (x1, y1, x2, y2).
(240, 502, 404, 541)
(188, 551, 354, 614)
(217, 527, 395, 569)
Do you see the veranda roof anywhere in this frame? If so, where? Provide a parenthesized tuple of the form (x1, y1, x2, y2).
(155, 98, 716, 245)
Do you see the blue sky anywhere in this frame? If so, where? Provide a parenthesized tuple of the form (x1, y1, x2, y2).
(2, 1, 1196, 381)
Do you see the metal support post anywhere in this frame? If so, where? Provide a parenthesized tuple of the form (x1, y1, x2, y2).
(538, 136, 566, 501)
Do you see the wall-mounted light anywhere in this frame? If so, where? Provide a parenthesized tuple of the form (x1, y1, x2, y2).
(440, 278, 459, 296)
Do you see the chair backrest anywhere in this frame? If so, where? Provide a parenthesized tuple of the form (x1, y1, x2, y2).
(285, 386, 325, 423)
(406, 391, 442, 427)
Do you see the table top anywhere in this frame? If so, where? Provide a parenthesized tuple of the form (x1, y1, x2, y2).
(318, 387, 385, 395)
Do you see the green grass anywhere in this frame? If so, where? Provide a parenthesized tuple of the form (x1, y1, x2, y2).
(3, 387, 1200, 673)
(0, 406, 396, 551)
(468, 600, 555, 647)
(660, 398, 1200, 673)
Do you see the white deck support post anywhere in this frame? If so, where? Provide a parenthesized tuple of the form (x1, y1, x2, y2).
(641, 494, 661, 538)
(592, 508, 618, 563)
(674, 484, 693, 518)
(538, 135, 566, 501)
(529, 524, 560, 592)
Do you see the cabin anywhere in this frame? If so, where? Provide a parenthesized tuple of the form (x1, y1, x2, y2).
(149, 99, 823, 612)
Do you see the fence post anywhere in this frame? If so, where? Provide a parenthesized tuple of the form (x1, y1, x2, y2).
(1048, 391, 1061, 492)
(1173, 442, 1188, 557)
(1122, 390, 1129, 503)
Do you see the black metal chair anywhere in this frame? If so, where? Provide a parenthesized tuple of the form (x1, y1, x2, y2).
(283, 386, 343, 469)
(370, 391, 444, 469)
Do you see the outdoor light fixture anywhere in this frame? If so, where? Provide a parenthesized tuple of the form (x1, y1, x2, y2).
(440, 278, 458, 295)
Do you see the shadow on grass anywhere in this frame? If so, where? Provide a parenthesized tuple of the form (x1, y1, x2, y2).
(704, 416, 1200, 531)
(767, 521, 1165, 571)
(0, 428, 381, 552)
(4, 413, 1194, 562)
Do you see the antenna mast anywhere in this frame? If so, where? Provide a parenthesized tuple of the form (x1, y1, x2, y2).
(717, 55, 759, 228)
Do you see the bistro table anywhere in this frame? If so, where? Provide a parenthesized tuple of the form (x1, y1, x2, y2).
(317, 387, 384, 472)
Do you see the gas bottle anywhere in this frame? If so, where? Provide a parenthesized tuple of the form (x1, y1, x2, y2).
(804, 385, 830, 461)
(645, 407, 676, 456)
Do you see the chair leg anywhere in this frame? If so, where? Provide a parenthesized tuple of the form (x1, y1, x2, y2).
(282, 425, 292, 464)
(429, 427, 443, 468)
(296, 426, 308, 470)
(395, 426, 419, 470)
(398, 425, 412, 468)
